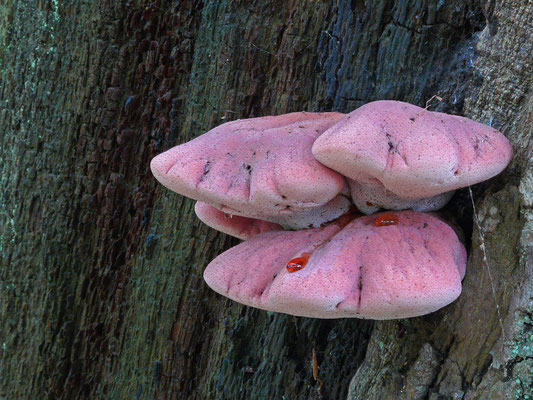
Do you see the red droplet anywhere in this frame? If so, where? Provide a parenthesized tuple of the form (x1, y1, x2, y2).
(286, 253, 311, 273)
(366, 201, 374, 207)
(375, 213, 399, 227)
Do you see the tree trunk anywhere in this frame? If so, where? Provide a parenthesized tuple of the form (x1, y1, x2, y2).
(0, 1, 531, 399)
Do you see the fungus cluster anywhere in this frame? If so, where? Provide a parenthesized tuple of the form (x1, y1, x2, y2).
(151, 100, 512, 319)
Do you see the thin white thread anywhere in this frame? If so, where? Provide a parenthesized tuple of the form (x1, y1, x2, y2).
(468, 186, 506, 347)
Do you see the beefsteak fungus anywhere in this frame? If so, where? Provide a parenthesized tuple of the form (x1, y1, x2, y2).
(151, 112, 350, 229)
(151, 100, 512, 319)
(194, 201, 282, 240)
(312, 100, 513, 214)
(203, 211, 466, 319)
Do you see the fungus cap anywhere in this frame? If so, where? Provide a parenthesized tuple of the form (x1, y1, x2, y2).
(312, 100, 513, 213)
(151, 112, 349, 228)
(204, 211, 466, 319)
(194, 201, 282, 240)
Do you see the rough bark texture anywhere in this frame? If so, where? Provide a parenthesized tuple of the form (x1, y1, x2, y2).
(0, 1, 531, 400)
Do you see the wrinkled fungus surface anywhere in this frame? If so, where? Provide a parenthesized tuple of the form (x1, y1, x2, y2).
(151, 100, 513, 319)
(204, 211, 466, 319)
(151, 112, 349, 229)
(313, 100, 513, 214)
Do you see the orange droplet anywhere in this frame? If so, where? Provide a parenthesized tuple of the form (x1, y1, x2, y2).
(375, 213, 399, 227)
(286, 253, 311, 273)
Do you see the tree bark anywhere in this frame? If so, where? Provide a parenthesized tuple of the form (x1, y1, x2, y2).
(0, 1, 530, 399)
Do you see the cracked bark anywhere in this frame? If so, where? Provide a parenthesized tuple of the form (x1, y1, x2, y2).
(0, 1, 531, 400)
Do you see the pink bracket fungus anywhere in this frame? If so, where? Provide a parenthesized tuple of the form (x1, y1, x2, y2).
(150, 112, 351, 229)
(194, 201, 282, 240)
(151, 100, 513, 320)
(203, 211, 466, 319)
(312, 100, 513, 214)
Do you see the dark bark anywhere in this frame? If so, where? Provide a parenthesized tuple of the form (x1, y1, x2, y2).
(0, 1, 530, 400)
